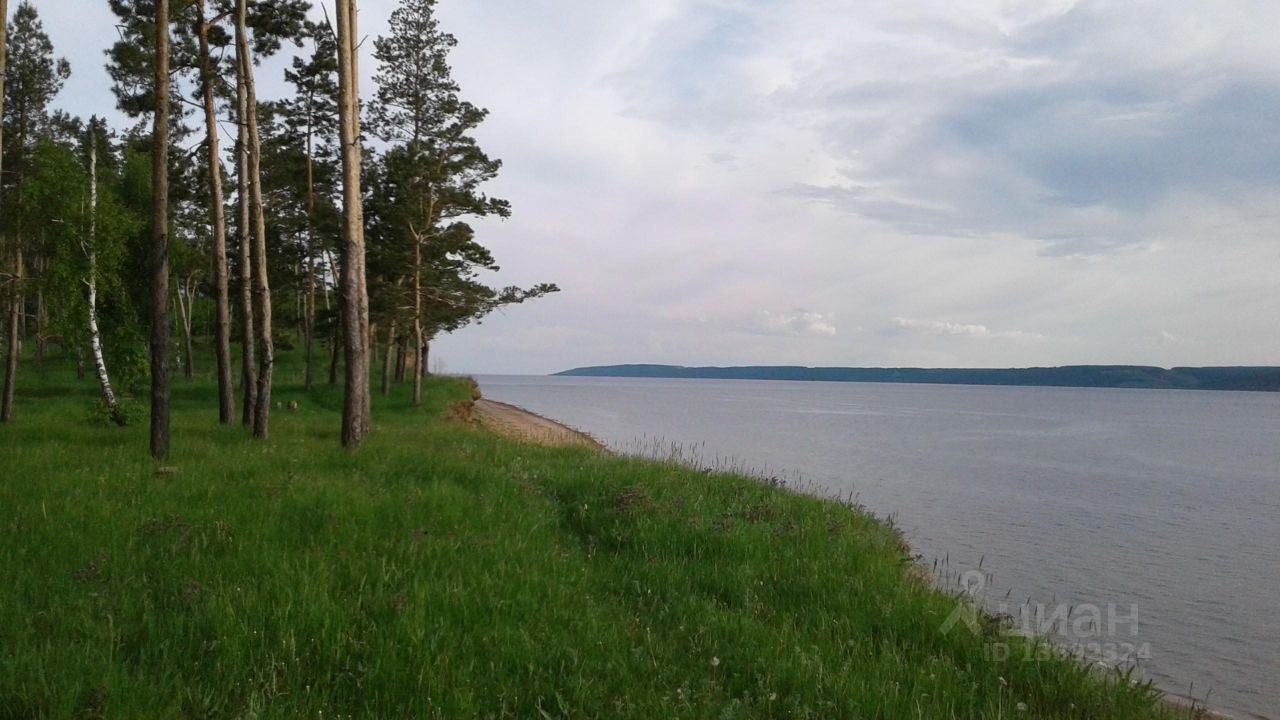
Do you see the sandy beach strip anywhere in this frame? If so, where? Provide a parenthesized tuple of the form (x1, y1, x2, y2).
(471, 399, 606, 451)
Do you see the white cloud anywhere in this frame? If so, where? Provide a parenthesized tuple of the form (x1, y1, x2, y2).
(760, 310, 838, 337)
(889, 318, 1046, 342)
(891, 318, 995, 338)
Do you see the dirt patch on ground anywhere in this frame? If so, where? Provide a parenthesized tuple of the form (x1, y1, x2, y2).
(471, 399, 606, 451)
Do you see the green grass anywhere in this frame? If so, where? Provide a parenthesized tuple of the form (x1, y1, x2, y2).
(0, 351, 1200, 718)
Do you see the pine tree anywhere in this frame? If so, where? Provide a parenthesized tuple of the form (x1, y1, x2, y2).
(0, 0, 10, 424)
(369, 0, 555, 406)
(149, 0, 172, 458)
(279, 23, 339, 392)
(231, 0, 309, 439)
(234, 0, 274, 440)
(336, 0, 371, 448)
(1, 0, 70, 422)
(3, 2, 70, 191)
(371, 0, 500, 405)
(106, 0, 202, 420)
(107, 0, 307, 432)
(195, 0, 235, 424)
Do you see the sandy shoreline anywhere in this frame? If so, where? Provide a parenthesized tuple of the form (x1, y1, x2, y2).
(470, 398, 606, 451)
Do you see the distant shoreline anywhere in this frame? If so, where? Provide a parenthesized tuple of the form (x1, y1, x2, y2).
(556, 364, 1280, 392)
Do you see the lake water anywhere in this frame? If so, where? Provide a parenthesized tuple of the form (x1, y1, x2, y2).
(476, 375, 1280, 719)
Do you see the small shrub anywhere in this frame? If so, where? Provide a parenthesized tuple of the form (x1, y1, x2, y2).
(443, 400, 475, 425)
(86, 397, 143, 427)
(111, 344, 150, 396)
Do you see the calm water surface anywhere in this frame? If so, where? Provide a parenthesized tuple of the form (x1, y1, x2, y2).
(477, 375, 1279, 719)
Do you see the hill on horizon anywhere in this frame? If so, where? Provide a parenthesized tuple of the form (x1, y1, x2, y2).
(554, 364, 1280, 392)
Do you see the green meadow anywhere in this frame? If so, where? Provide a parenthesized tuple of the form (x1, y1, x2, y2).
(0, 353, 1201, 718)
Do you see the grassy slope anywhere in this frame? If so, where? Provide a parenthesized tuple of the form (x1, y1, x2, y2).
(0, 353, 1193, 719)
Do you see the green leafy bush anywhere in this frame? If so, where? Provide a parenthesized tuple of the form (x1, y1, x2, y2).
(86, 396, 143, 427)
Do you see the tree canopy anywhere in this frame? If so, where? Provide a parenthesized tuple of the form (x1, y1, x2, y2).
(0, 0, 558, 450)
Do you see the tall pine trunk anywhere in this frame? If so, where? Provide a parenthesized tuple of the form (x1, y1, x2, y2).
(150, 0, 172, 459)
(410, 193, 436, 406)
(197, 0, 235, 424)
(0, 0, 10, 424)
(395, 336, 407, 383)
(337, 0, 371, 448)
(412, 237, 423, 407)
(329, 321, 340, 385)
(381, 321, 395, 396)
(236, 0, 273, 440)
(1, 246, 20, 424)
(236, 75, 256, 427)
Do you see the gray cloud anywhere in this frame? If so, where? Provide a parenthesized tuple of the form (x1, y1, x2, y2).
(938, 78, 1280, 210)
(39, 0, 1280, 373)
(777, 1, 1280, 255)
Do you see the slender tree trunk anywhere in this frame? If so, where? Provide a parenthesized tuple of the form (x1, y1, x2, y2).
(420, 339, 430, 380)
(34, 275, 45, 361)
(150, 0, 172, 459)
(294, 259, 303, 342)
(87, 264, 114, 408)
(0, 0, 11, 425)
(337, 0, 371, 448)
(7, 114, 27, 389)
(412, 236, 423, 407)
(1, 247, 20, 424)
(325, 247, 340, 386)
(410, 191, 437, 405)
(322, 248, 333, 311)
(381, 321, 395, 396)
(172, 286, 183, 377)
(303, 258, 315, 390)
(85, 123, 119, 420)
(197, 0, 234, 423)
(303, 118, 317, 392)
(237, 0, 273, 440)
(236, 56, 256, 427)
(328, 319, 340, 386)
(177, 275, 196, 381)
(186, 277, 196, 379)
(395, 336, 407, 383)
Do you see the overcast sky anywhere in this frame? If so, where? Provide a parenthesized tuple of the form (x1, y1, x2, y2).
(41, 0, 1280, 374)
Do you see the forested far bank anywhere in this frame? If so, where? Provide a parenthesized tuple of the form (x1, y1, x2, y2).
(556, 364, 1280, 392)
